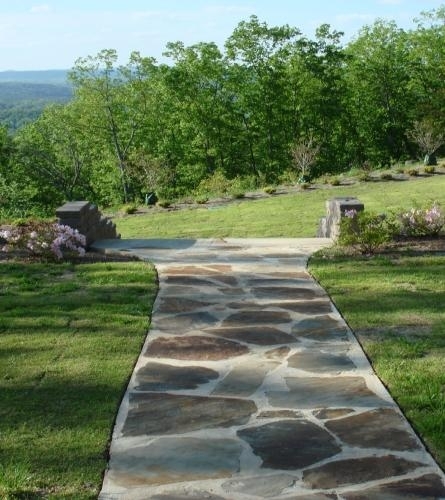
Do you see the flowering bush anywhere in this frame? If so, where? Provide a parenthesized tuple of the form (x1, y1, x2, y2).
(0, 221, 86, 260)
(339, 209, 395, 254)
(399, 202, 444, 237)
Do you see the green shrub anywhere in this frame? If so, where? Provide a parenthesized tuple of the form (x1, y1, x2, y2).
(339, 210, 395, 254)
(121, 203, 138, 215)
(330, 177, 341, 186)
(263, 186, 277, 194)
(424, 165, 436, 175)
(194, 196, 208, 204)
(157, 200, 171, 208)
(380, 173, 393, 181)
(399, 202, 444, 237)
(406, 168, 419, 176)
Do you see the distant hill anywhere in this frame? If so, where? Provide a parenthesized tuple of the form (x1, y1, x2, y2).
(0, 69, 69, 85)
(0, 71, 73, 132)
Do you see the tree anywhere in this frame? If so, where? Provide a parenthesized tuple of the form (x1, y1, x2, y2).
(290, 134, 320, 182)
(407, 119, 444, 164)
(69, 50, 160, 203)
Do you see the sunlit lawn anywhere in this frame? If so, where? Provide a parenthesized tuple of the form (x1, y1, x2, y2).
(0, 260, 157, 499)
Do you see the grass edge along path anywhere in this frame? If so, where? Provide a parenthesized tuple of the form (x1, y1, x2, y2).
(309, 251, 445, 471)
(0, 260, 157, 499)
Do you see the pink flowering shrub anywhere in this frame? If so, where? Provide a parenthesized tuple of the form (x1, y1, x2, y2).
(399, 202, 444, 237)
(0, 221, 86, 260)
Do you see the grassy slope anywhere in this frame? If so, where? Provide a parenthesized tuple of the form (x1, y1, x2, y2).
(0, 261, 157, 499)
(116, 176, 445, 238)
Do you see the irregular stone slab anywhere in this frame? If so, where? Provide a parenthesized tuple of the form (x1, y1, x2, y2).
(206, 326, 296, 346)
(134, 362, 219, 391)
(288, 350, 356, 373)
(325, 408, 421, 451)
(152, 493, 226, 500)
(261, 271, 310, 279)
(258, 410, 303, 418)
(267, 376, 388, 409)
(145, 336, 248, 360)
(165, 275, 216, 287)
(284, 494, 337, 500)
(253, 287, 321, 300)
(313, 408, 354, 420)
(247, 278, 312, 287)
(156, 298, 213, 314)
(342, 473, 445, 499)
(154, 311, 218, 331)
(226, 300, 332, 315)
(218, 287, 245, 296)
(166, 264, 232, 275)
(292, 315, 349, 341)
(237, 420, 341, 470)
(222, 473, 296, 498)
(275, 300, 332, 315)
(109, 437, 241, 487)
(265, 346, 291, 360)
(222, 310, 291, 326)
(302, 455, 424, 489)
(122, 393, 257, 436)
(212, 360, 279, 397)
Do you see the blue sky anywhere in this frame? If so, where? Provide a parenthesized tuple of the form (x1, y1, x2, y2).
(0, 0, 443, 71)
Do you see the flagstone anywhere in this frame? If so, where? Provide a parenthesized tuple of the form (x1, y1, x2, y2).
(222, 473, 297, 498)
(238, 420, 341, 469)
(108, 437, 242, 487)
(154, 311, 218, 331)
(134, 362, 219, 391)
(302, 455, 424, 489)
(206, 326, 296, 345)
(288, 350, 356, 373)
(253, 287, 322, 300)
(145, 335, 249, 360)
(292, 315, 350, 341)
(122, 392, 257, 436)
(325, 408, 421, 451)
(222, 310, 291, 326)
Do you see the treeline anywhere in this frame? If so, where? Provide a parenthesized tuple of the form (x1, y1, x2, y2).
(1, 8, 445, 216)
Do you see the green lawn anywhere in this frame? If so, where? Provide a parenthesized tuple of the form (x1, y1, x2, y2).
(116, 175, 445, 238)
(0, 260, 157, 499)
(1, 174, 445, 497)
(309, 252, 445, 468)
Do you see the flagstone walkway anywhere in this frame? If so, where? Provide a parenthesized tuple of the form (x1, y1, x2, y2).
(92, 238, 445, 500)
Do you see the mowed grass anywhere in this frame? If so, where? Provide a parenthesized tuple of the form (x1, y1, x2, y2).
(116, 175, 445, 238)
(0, 260, 157, 499)
(309, 253, 445, 468)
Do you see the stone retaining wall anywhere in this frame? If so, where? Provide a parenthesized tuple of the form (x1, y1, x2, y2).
(56, 201, 119, 247)
(317, 197, 364, 239)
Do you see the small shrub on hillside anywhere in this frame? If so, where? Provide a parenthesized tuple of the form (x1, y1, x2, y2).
(339, 210, 395, 254)
(424, 165, 436, 175)
(330, 177, 341, 186)
(380, 173, 393, 181)
(194, 195, 208, 204)
(157, 200, 171, 209)
(399, 202, 444, 237)
(0, 221, 86, 260)
(121, 203, 138, 215)
(406, 168, 419, 176)
(263, 186, 277, 194)
(195, 170, 232, 198)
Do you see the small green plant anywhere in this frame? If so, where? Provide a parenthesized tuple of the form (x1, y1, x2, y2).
(406, 168, 419, 176)
(330, 177, 341, 186)
(157, 200, 171, 208)
(380, 173, 393, 181)
(358, 172, 370, 182)
(194, 195, 208, 204)
(263, 186, 277, 194)
(395, 166, 406, 174)
(121, 203, 138, 215)
(339, 210, 395, 254)
(424, 165, 436, 175)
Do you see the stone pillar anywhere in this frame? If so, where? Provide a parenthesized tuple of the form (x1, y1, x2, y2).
(56, 201, 120, 248)
(317, 197, 364, 239)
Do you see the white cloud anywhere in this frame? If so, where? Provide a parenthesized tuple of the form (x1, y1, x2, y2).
(30, 4, 52, 14)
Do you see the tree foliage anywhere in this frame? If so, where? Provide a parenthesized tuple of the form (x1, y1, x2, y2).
(2, 6, 445, 216)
